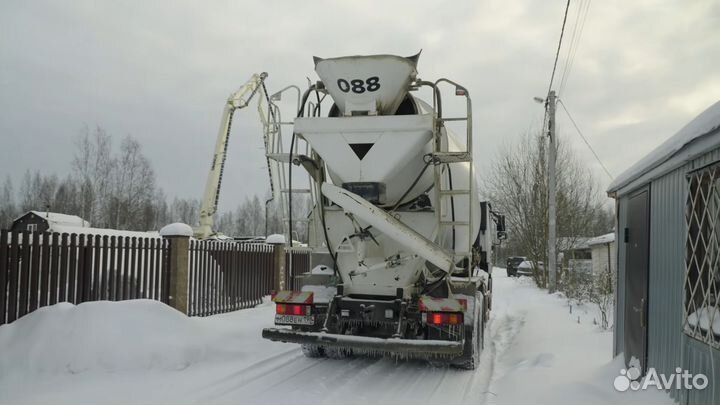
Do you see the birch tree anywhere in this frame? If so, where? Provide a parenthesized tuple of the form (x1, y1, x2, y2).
(72, 126, 113, 224)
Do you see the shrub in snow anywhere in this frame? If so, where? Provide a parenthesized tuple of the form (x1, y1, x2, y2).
(589, 267, 615, 330)
(560, 264, 593, 306)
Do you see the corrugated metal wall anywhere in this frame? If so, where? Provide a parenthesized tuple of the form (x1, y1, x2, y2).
(648, 165, 688, 404)
(685, 337, 720, 405)
(685, 150, 720, 405)
(615, 149, 720, 405)
(615, 198, 627, 356)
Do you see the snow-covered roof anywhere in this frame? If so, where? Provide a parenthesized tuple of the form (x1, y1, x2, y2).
(557, 237, 592, 251)
(608, 100, 720, 195)
(50, 224, 159, 239)
(21, 211, 90, 228)
(587, 232, 615, 246)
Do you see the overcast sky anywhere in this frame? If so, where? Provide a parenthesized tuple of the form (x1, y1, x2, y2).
(1, 0, 719, 213)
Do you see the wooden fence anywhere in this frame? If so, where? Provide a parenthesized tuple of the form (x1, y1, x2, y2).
(0, 230, 170, 325)
(1, 230, 314, 324)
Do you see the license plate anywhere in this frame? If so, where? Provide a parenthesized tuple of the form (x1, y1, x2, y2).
(275, 314, 315, 326)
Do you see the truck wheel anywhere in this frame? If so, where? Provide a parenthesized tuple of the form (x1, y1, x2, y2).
(301, 344, 325, 358)
(325, 347, 353, 359)
(452, 295, 482, 370)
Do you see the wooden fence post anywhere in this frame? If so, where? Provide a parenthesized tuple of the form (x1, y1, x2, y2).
(160, 223, 192, 315)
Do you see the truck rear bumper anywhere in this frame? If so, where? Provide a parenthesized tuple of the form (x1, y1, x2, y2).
(262, 328, 464, 356)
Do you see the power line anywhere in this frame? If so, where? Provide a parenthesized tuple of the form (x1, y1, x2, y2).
(558, 0, 585, 95)
(559, 0, 592, 96)
(557, 0, 583, 93)
(558, 99, 613, 179)
(542, 0, 573, 137)
(546, 0, 572, 99)
(565, 0, 592, 94)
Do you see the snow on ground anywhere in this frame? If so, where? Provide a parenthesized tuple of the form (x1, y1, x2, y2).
(0, 270, 675, 405)
(0, 300, 208, 376)
(486, 275, 672, 405)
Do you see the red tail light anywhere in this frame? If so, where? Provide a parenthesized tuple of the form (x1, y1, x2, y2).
(426, 312, 463, 325)
(276, 304, 311, 316)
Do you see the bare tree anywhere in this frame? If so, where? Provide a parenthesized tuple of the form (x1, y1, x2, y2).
(484, 133, 548, 285)
(151, 189, 169, 229)
(0, 176, 17, 229)
(53, 175, 81, 215)
(235, 192, 313, 241)
(215, 211, 235, 236)
(72, 126, 113, 224)
(19, 170, 36, 212)
(109, 136, 156, 230)
(169, 197, 200, 226)
(234, 196, 264, 237)
(483, 131, 610, 288)
(18, 171, 58, 213)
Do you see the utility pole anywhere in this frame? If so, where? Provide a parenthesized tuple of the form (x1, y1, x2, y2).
(547, 90, 558, 293)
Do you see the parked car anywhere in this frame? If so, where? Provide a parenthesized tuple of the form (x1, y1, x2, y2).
(516, 260, 544, 277)
(506, 256, 527, 277)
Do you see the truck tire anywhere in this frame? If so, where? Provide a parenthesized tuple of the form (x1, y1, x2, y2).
(325, 347, 353, 359)
(301, 344, 325, 358)
(452, 294, 483, 370)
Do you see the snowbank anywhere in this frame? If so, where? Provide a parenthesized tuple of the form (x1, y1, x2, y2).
(0, 271, 677, 405)
(0, 300, 208, 377)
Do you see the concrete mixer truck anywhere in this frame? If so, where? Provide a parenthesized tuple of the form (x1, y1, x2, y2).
(261, 53, 506, 369)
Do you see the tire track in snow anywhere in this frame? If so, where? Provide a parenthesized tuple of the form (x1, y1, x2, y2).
(312, 357, 391, 405)
(200, 271, 527, 405)
(202, 357, 329, 403)
(462, 318, 496, 403)
(480, 310, 526, 405)
(212, 347, 302, 383)
(195, 348, 312, 402)
(198, 346, 302, 392)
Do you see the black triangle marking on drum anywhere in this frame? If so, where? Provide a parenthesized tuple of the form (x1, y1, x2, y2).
(349, 143, 374, 160)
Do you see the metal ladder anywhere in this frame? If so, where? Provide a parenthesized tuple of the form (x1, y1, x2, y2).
(264, 86, 324, 247)
(428, 79, 474, 275)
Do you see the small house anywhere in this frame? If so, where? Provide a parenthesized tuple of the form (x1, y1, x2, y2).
(11, 211, 90, 233)
(558, 236, 593, 274)
(587, 232, 615, 277)
(607, 100, 720, 405)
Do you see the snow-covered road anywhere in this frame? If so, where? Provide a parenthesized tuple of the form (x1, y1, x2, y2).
(0, 270, 673, 405)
